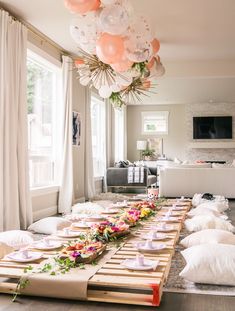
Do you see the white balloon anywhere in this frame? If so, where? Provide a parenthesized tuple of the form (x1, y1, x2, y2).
(99, 85, 113, 98)
(98, 4, 130, 35)
(125, 37, 153, 62)
(110, 84, 122, 92)
(70, 12, 99, 54)
(79, 76, 91, 86)
(115, 73, 132, 86)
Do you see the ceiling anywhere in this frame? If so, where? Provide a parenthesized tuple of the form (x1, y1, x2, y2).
(1, 0, 235, 104)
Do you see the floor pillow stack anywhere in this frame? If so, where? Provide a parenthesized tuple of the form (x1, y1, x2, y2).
(192, 193, 227, 207)
(180, 196, 235, 286)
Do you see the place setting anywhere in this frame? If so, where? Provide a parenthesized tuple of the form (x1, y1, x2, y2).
(121, 254, 159, 271)
(32, 238, 62, 251)
(55, 228, 84, 239)
(134, 240, 168, 253)
(4, 249, 43, 263)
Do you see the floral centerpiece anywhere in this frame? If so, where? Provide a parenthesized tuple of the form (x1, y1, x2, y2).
(119, 208, 141, 226)
(131, 201, 157, 210)
(91, 220, 130, 242)
(61, 240, 106, 263)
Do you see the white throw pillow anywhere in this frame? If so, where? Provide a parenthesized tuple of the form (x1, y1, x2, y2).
(28, 217, 71, 235)
(197, 201, 229, 213)
(180, 244, 235, 286)
(180, 229, 235, 248)
(0, 230, 34, 250)
(0, 242, 14, 259)
(72, 202, 104, 215)
(184, 215, 234, 232)
(187, 206, 227, 219)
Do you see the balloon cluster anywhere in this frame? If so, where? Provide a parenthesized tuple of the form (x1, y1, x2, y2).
(64, 0, 165, 107)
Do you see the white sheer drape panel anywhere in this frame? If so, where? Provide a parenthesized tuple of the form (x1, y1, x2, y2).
(0, 10, 32, 231)
(84, 90, 96, 199)
(58, 56, 73, 214)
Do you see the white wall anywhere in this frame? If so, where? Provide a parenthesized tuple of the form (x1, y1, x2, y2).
(127, 104, 187, 162)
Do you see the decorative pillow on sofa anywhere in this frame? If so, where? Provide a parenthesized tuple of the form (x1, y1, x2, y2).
(28, 217, 71, 235)
(180, 244, 235, 286)
(180, 229, 235, 248)
(184, 215, 234, 233)
(187, 206, 227, 219)
(196, 201, 229, 213)
(0, 242, 14, 259)
(0, 230, 34, 249)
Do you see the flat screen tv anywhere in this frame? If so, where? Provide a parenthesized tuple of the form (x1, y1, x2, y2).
(193, 116, 232, 139)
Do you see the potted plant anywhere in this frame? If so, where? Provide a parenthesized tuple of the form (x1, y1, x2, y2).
(141, 149, 155, 160)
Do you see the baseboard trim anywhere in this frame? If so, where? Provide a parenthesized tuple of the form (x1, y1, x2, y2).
(33, 205, 58, 221)
(73, 197, 86, 204)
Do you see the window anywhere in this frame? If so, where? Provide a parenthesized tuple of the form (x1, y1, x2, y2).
(27, 50, 62, 188)
(90, 94, 106, 177)
(114, 107, 125, 162)
(141, 111, 169, 135)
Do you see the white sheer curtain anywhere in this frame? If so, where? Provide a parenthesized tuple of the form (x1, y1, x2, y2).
(0, 10, 32, 231)
(58, 56, 73, 214)
(84, 90, 96, 199)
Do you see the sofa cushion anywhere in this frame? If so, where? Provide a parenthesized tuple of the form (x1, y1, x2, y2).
(147, 175, 157, 186)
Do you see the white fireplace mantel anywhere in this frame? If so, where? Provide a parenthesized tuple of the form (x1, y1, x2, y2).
(188, 142, 235, 149)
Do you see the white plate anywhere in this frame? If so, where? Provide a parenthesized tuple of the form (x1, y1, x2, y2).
(143, 233, 168, 240)
(56, 231, 83, 238)
(154, 225, 175, 232)
(122, 258, 159, 271)
(158, 217, 180, 222)
(135, 242, 167, 252)
(33, 241, 62, 250)
(6, 251, 43, 263)
(111, 203, 128, 209)
(101, 209, 119, 214)
(72, 222, 90, 229)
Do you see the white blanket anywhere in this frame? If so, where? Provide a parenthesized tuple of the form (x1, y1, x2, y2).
(128, 167, 144, 183)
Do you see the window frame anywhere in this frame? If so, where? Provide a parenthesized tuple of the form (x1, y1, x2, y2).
(141, 111, 169, 135)
(27, 46, 62, 191)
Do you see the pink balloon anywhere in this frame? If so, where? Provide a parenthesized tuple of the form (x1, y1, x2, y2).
(146, 57, 155, 70)
(64, 0, 100, 14)
(111, 58, 133, 72)
(96, 33, 125, 64)
(151, 38, 160, 55)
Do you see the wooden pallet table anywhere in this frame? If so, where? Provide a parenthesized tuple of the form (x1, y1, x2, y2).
(0, 200, 191, 307)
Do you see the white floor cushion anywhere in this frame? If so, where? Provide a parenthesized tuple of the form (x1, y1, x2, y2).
(0, 242, 14, 259)
(197, 201, 229, 213)
(187, 206, 227, 219)
(72, 202, 104, 215)
(184, 215, 234, 232)
(28, 217, 71, 235)
(0, 230, 34, 249)
(180, 244, 235, 286)
(192, 193, 226, 207)
(180, 229, 235, 248)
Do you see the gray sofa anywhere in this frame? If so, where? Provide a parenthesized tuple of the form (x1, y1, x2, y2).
(106, 167, 157, 192)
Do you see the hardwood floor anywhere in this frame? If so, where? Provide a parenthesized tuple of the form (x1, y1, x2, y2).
(0, 200, 234, 311)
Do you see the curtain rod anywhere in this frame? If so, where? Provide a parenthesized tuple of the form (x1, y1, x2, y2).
(0, 6, 76, 58)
